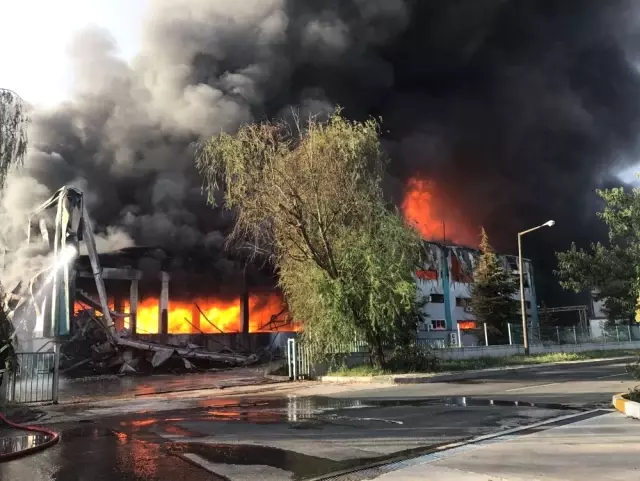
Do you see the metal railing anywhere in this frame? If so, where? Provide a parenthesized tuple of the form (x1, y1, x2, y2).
(286, 338, 311, 380)
(2, 349, 60, 404)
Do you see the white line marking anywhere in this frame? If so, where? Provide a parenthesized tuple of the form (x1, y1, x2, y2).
(505, 382, 558, 392)
(595, 373, 627, 379)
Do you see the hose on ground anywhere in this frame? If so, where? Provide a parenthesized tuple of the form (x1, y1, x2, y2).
(0, 412, 60, 461)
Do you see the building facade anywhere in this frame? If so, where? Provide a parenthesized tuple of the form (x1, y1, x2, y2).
(416, 242, 539, 347)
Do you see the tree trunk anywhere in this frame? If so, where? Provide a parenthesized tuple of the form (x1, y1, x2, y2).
(369, 333, 386, 369)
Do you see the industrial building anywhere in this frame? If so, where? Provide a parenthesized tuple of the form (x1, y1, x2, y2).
(416, 242, 539, 347)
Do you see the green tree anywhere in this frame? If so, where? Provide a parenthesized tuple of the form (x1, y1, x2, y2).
(195, 110, 425, 368)
(0, 88, 28, 187)
(469, 228, 519, 343)
(556, 187, 640, 324)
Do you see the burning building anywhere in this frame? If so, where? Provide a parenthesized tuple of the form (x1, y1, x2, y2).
(415, 242, 538, 347)
(6, 187, 299, 374)
(5, 0, 640, 365)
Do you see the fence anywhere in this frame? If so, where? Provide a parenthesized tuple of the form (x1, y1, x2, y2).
(286, 322, 640, 379)
(1, 350, 60, 404)
(287, 338, 311, 380)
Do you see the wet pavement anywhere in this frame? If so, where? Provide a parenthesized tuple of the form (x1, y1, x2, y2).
(58, 369, 279, 403)
(0, 429, 55, 457)
(0, 395, 579, 480)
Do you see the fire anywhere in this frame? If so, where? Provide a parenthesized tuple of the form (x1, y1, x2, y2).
(402, 178, 478, 247)
(75, 291, 299, 335)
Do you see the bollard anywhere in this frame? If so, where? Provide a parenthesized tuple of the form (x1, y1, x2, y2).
(484, 322, 489, 346)
(457, 322, 462, 347)
(508, 323, 513, 345)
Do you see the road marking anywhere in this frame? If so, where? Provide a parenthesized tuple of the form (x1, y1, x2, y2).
(505, 382, 558, 392)
(595, 373, 627, 379)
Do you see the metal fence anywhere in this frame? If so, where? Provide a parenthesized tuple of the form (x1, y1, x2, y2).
(287, 338, 311, 380)
(1, 350, 60, 404)
(420, 322, 639, 349)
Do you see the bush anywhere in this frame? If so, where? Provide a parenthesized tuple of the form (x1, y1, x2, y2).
(386, 343, 439, 373)
(625, 358, 640, 401)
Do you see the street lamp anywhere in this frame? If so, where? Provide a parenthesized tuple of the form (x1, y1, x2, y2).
(518, 220, 555, 354)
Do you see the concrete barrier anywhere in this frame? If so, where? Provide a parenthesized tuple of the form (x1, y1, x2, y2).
(432, 340, 640, 360)
(612, 393, 640, 419)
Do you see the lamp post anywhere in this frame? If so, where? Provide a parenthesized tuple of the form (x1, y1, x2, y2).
(518, 220, 555, 355)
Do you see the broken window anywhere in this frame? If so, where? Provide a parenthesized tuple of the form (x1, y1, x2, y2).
(458, 320, 477, 329)
(416, 269, 438, 281)
(429, 294, 445, 303)
(450, 252, 473, 283)
(455, 297, 471, 307)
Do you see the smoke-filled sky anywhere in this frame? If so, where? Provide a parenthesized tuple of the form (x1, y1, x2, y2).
(4, 0, 640, 302)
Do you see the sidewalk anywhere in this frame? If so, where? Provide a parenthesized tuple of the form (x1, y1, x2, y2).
(363, 411, 640, 480)
(319, 355, 637, 384)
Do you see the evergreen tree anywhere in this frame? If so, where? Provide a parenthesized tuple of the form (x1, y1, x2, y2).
(470, 228, 519, 343)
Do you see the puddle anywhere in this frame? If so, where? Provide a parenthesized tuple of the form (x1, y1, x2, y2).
(0, 432, 55, 456)
(168, 442, 351, 480)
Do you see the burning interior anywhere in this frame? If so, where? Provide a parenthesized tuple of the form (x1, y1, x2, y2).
(6, 186, 300, 375)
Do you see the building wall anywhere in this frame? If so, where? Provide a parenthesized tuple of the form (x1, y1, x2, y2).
(415, 243, 538, 345)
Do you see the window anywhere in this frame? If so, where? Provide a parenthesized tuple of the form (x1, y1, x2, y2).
(525, 301, 531, 309)
(458, 320, 477, 329)
(456, 297, 471, 307)
(417, 269, 438, 281)
(451, 253, 473, 283)
(430, 319, 446, 330)
(430, 294, 445, 303)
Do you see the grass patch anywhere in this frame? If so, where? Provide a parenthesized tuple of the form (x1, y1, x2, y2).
(328, 349, 640, 377)
(327, 365, 390, 377)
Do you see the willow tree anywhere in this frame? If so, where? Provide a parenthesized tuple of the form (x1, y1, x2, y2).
(0, 88, 28, 188)
(195, 111, 425, 367)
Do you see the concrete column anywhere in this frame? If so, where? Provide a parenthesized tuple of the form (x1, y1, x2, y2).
(159, 272, 169, 334)
(113, 297, 124, 331)
(129, 279, 138, 334)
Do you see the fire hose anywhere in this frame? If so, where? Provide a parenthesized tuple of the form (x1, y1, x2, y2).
(0, 412, 60, 462)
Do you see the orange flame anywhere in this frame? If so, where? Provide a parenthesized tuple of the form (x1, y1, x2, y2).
(74, 292, 300, 334)
(402, 178, 478, 247)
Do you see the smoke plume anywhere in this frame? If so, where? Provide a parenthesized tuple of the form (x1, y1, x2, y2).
(4, 0, 640, 302)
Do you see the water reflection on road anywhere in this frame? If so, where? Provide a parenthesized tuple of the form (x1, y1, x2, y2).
(0, 395, 577, 480)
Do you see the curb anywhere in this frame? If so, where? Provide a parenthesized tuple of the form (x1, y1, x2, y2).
(319, 356, 637, 384)
(612, 393, 640, 419)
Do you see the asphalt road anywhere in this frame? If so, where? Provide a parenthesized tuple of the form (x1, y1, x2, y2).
(1, 360, 636, 481)
(330, 359, 637, 408)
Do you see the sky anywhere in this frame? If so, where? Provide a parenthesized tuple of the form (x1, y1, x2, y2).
(1, 0, 147, 107)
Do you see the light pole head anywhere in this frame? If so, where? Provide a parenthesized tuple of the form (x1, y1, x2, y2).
(543, 220, 555, 227)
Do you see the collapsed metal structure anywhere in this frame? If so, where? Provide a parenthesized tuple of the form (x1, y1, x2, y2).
(7, 187, 257, 374)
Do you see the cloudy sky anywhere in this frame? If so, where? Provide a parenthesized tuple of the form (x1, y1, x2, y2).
(1, 0, 146, 106)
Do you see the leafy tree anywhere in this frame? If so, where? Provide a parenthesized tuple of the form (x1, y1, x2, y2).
(195, 110, 425, 367)
(556, 187, 640, 324)
(0, 88, 28, 187)
(469, 228, 519, 343)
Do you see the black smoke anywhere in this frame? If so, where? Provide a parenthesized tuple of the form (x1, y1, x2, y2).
(4, 0, 640, 304)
